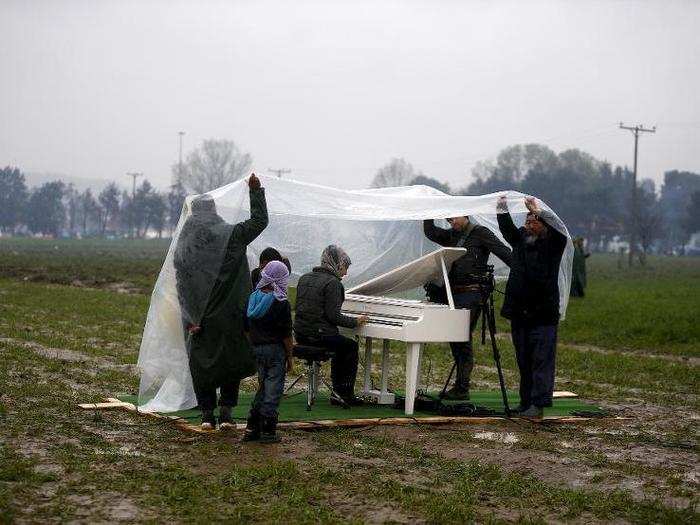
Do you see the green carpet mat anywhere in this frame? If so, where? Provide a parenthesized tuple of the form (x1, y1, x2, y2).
(118, 391, 604, 424)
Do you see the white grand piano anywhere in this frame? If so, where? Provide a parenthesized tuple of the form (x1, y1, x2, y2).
(342, 247, 469, 415)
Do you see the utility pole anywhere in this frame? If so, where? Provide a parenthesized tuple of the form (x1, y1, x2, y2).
(177, 131, 185, 184)
(268, 167, 291, 179)
(619, 123, 655, 266)
(126, 172, 143, 239)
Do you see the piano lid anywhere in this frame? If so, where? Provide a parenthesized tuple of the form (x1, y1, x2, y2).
(347, 247, 466, 296)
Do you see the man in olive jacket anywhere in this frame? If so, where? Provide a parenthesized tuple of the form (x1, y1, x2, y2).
(174, 174, 268, 428)
(424, 216, 512, 400)
(294, 245, 368, 404)
(496, 195, 567, 418)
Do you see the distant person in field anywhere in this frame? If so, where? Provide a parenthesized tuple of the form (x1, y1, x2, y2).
(294, 245, 368, 406)
(570, 237, 590, 297)
(174, 173, 268, 430)
(243, 260, 294, 443)
(423, 214, 512, 400)
(251, 247, 291, 288)
(497, 195, 567, 419)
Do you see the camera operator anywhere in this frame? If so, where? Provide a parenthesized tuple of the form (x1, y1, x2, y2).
(496, 196, 567, 418)
(423, 216, 512, 400)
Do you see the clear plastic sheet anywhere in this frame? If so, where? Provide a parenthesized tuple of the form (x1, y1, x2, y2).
(137, 175, 573, 412)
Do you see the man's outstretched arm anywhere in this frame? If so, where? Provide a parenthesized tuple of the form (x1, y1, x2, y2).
(480, 227, 513, 267)
(237, 173, 269, 246)
(496, 195, 521, 246)
(423, 219, 450, 246)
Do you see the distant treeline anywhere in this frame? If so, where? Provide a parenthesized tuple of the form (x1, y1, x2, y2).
(0, 167, 186, 239)
(2, 141, 700, 251)
(0, 138, 253, 240)
(371, 145, 700, 253)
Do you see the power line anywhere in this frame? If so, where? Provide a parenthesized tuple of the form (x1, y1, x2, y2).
(126, 172, 143, 239)
(619, 122, 656, 266)
(177, 131, 185, 184)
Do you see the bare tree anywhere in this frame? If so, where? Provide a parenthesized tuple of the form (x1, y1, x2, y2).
(177, 139, 253, 193)
(80, 189, 100, 236)
(635, 182, 664, 263)
(98, 182, 121, 236)
(370, 158, 418, 188)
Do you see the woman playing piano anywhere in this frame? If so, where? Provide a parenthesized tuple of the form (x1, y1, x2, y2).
(293, 245, 368, 406)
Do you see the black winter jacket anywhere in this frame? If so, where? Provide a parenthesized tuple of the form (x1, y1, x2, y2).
(247, 299, 293, 346)
(497, 211, 567, 324)
(423, 220, 512, 285)
(293, 267, 358, 339)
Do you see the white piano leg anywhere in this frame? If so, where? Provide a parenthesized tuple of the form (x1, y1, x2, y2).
(416, 345, 424, 392)
(380, 339, 390, 396)
(404, 342, 422, 416)
(363, 337, 373, 395)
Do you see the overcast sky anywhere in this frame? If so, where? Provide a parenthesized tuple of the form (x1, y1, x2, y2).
(2, 0, 698, 191)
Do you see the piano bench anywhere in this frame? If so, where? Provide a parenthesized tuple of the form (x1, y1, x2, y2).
(286, 345, 347, 411)
(292, 344, 336, 363)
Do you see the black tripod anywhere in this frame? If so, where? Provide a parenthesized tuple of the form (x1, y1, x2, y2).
(440, 273, 511, 417)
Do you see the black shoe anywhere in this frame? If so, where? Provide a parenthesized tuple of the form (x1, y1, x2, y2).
(331, 386, 363, 407)
(442, 386, 470, 401)
(511, 405, 529, 415)
(342, 395, 364, 406)
(201, 410, 216, 430)
(329, 396, 350, 408)
(259, 416, 281, 444)
(219, 405, 235, 430)
(518, 405, 544, 419)
(241, 411, 261, 442)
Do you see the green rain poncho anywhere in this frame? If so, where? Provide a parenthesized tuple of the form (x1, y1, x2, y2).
(570, 241, 588, 297)
(173, 187, 268, 396)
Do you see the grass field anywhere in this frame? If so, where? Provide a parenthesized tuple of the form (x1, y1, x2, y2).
(0, 238, 698, 523)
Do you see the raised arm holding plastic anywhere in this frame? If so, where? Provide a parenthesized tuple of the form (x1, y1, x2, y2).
(236, 173, 269, 246)
(423, 219, 451, 245)
(496, 195, 521, 246)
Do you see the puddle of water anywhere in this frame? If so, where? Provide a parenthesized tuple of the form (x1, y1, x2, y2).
(473, 431, 519, 444)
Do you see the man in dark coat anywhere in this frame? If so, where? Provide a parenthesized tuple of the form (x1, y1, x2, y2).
(294, 245, 368, 405)
(174, 174, 268, 428)
(570, 237, 590, 297)
(423, 216, 512, 400)
(496, 195, 567, 418)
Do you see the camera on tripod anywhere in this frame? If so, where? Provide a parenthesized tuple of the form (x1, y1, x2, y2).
(466, 264, 495, 288)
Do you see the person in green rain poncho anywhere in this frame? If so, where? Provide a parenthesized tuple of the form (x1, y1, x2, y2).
(570, 237, 590, 298)
(174, 174, 268, 429)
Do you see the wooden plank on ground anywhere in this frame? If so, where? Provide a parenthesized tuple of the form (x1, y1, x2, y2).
(77, 391, 615, 434)
(78, 401, 132, 410)
(553, 391, 579, 398)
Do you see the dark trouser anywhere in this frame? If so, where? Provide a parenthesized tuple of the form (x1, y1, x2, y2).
(322, 334, 359, 397)
(510, 320, 558, 408)
(250, 343, 287, 418)
(194, 380, 240, 412)
(570, 277, 585, 297)
(448, 291, 483, 391)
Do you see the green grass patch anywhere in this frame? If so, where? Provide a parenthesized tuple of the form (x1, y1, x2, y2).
(0, 237, 169, 292)
(556, 255, 700, 357)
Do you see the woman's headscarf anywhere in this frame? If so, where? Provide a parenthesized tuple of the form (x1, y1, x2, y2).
(320, 245, 351, 278)
(256, 260, 290, 301)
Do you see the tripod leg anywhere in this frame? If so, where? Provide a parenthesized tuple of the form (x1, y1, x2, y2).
(284, 374, 303, 394)
(440, 362, 456, 398)
(485, 295, 511, 417)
